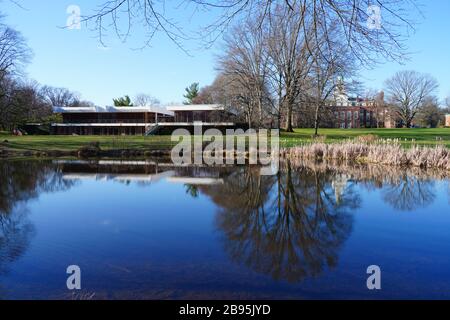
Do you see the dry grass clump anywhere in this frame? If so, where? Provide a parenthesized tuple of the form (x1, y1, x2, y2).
(311, 134, 327, 143)
(281, 141, 450, 170)
(355, 134, 378, 144)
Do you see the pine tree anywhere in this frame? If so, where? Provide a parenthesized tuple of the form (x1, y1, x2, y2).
(183, 83, 199, 105)
(113, 95, 133, 106)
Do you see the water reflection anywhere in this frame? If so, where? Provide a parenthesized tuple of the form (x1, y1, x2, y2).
(0, 161, 73, 294)
(285, 159, 447, 212)
(382, 175, 435, 211)
(0, 205, 33, 275)
(0, 161, 74, 214)
(0, 159, 448, 297)
(195, 163, 359, 282)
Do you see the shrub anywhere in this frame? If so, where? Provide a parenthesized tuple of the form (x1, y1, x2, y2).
(77, 141, 101, 158)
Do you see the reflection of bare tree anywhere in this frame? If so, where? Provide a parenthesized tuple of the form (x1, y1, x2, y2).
(382, 175, 435, 212)
(200, 162, 360, 283)
(286, 158, 444, 212)
(0, 161, 74, 214)
(0, 160, 75, 296)
(0, 204, 35, 275)
(448, 183, 450, 205)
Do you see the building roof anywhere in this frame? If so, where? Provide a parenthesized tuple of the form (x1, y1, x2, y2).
(166, 104, 225, 112)
(53, 105, 174, 116)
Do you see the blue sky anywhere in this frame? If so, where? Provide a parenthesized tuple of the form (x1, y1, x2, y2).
(2, 0, 450, 106)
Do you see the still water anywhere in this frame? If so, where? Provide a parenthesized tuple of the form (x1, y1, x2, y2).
(0, 159, 449, 299)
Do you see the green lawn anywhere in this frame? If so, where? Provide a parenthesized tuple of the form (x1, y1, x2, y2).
(1, 128, 449, 153)
(0, 135, 175, 152)
(281, 128, 450, 148)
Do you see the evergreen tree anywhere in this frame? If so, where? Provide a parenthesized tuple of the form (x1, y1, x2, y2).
(183, 82, 199, 105)
(113, 95, 133, 106)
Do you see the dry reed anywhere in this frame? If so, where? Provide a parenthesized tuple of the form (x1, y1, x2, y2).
(280, 140, 450, 171)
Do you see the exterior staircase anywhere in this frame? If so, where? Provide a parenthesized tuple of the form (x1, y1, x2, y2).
(145, 124, 160, 136)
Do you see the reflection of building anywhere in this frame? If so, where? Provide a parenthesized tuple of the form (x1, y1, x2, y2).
(331, 174, 349, 204)
(52, 104, 238, 135)
(56, 160, 227, 184)
(167, 177, 224, 185)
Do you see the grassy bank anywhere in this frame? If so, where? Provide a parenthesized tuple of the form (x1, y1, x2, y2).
(0, 135, 175, 152)
(0, 128, 449, 156)
(281, 128, 450, 147)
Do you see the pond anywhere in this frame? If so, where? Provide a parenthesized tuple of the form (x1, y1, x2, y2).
(0, 159, 449, 299)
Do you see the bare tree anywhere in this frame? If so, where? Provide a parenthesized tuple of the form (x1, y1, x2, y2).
(265, 3, 314, 132)
(0, 78, 53, 130)
(0, 75, 17, 130)
(384, 70, 439, 128)
(218, 14, 271, 128)
(13, 80, 51, 122)
(134, 93, 160, 106)
(211, 72, 256, 127)
(416, 96, 442, 128)
(71, 100, 96, 108)
(40, 86, 80, 108)
(83, 0, 417, 65)
(192, 85, 214, 104)
(0, 16, 32, 81)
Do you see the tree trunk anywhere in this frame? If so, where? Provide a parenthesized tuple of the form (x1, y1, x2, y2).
(285, 103, 293, 132)
(277, 110, 281, 130)
(314, 104, 320, 136)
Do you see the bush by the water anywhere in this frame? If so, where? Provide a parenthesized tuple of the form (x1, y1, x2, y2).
(77, 141, 101, 158)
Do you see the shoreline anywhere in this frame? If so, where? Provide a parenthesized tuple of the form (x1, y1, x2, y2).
(1, 139, 450, 171)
